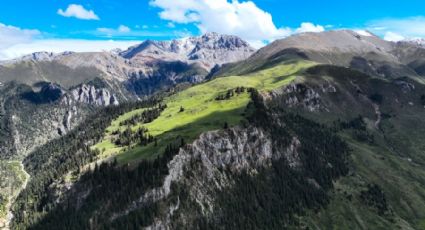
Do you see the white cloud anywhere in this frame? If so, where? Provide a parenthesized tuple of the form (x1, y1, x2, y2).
(0, 23, 40, 49)
(367, 17, 425, 40)
(58, 4, 99, 20)
(246, 40, 268, 49)
(0, 39, 142, 60)
(150, 0, 325, 47)
(295, 22, 324, 33)
(0, 22, 140, 60)
(0, 23, 41, 59)
(384, 32, 405, 42)
(150, 0, 292, 44)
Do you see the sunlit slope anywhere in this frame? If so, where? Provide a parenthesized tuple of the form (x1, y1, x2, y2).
(93, 61, 315, 164)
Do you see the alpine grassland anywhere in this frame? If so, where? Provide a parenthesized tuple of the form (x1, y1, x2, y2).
(93, 61, 315, 164)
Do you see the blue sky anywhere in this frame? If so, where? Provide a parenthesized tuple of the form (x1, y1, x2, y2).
(1, 0, 425, 59)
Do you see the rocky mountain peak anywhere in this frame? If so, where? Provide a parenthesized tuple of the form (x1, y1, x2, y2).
(120, 32, 255, 70)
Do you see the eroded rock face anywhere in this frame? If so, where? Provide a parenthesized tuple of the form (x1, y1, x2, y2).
(270, 83, 325, 112)
(70, 84, 119, 106)
(9, 100, 85, 158)
(112, 126, 301, 228)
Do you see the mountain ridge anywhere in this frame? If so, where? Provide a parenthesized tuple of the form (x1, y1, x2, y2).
(216, 29, 425, 81)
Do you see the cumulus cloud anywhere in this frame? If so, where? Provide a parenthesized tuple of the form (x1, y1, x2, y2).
(150, 0, 292, 44)
(0, 23, 40, 48)
(150, 0, 325, 47)
(58, 4, 99, 20)
(0, 23, 40, 59)
(0, 21, 189, 60)
(0, 22, 141, 60)
(367, 17, 425, 41)
(295, 22, 325, 33)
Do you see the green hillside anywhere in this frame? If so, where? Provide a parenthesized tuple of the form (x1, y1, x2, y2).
(93, 61, 315, 164)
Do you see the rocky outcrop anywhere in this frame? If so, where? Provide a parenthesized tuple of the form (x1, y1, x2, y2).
(270, 83, 326, 112)
(111, 126, 301, 228)
(70, 84, 119, 106)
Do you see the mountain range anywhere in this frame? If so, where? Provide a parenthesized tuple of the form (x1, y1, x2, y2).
(1, 30, 425, 230)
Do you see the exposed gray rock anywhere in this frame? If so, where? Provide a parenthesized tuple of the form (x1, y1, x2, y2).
(321, 81, 337, 93)
(271, 83, 323, 112)
(111, 126, 301, 229)
(70, 84, 119, 106)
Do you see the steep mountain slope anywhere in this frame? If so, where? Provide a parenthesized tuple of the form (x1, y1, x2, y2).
(9, 55, 425, 229)
(218, 30, 425, 81)
(11, 61, 351, 229)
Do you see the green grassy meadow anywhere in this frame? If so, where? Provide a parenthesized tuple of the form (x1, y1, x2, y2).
(93, 61, 314, 164)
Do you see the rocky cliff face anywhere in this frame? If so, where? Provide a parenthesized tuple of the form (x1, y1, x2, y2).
(69, 84, 119, 106)
(0, 82, 106, 160)
(5, 101, 86, 160)
(111, 126, 301, 228)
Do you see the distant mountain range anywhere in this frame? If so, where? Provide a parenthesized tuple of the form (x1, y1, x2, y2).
(0, 33, 255, 106)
